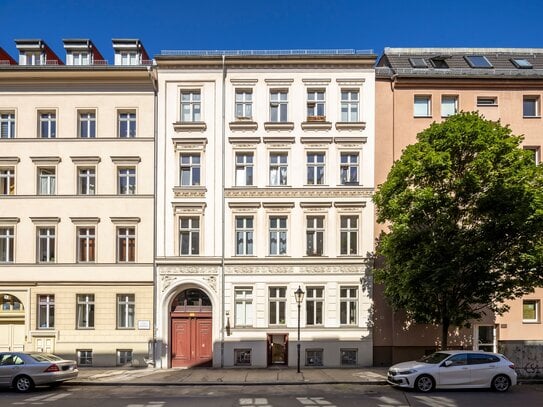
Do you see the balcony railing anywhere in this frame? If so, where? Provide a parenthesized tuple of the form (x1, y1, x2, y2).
(160, 49, 373, 56)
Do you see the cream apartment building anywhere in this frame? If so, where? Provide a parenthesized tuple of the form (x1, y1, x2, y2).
(0, 39, 155, 366)
(375, 48, 543, 374)
(154, 50, 376, 368)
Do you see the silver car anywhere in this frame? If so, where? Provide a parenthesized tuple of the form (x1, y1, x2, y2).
(0, 352, 78, 392)
(387, 350, 517, 392)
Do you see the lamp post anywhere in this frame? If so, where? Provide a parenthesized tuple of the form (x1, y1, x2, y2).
(294, 285, 305, 373)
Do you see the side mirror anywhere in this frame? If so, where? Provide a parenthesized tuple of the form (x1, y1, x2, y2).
(443, 360, 453, 367)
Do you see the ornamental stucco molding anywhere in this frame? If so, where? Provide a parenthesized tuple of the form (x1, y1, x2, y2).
(225, 264, 366, 274)
(159, 265, 220, 275)
(225, 188, 373, 199)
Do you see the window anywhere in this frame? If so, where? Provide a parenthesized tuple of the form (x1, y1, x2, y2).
(78, 168, 96, 195)
(341, 349, 357, 366)
(121, 52, 138, 65)
(429, 57, 449, 69)
(306, 349, 323, 366)
(235, 152, 254, 186)
(77, 227, 95, 262)
(441, 95, 458, 117)
(181, 90, 201, 122)
(340, 215, 358, 255)
(523, 300, 540, 323)
(340, 287, 357, 325)
(269, 153, 288, 186)
(117, 227, 135, 262)
(465, 55, 493, 68)
(235, 216, 254, 255)
(269, 287, 286, 325)
(0, 168, 15, 195)
(179, 217, 199, 255)
(306, 216, 324, 256)
(340, 90, 359, 122)
(468, 353, 500, 365)
(118, 111, 136, 138)
(269, 216, 287, 256)
(0, 112, 15, 138)
(235, 90, 253, 119)
(77, 350, 93, 366)
(72, 52, 89, 66)
(270, 90, 288, 122)
(38, 168, 56, 195)
(117, 350, 133, 366)
(523, 96, 540, 117)
(306, 287, 324, 325)
(118, 167, 136, 194)
(38, 295, 54, 329)
(447, 353, 468, 366)
(78, 111, 96, 138)
(1, 295, 23, 312)
(409, 57, 427, 68)
(307, 90, 325, 119)
(340, 153, 359, 185)
(477, 97, 498, 106)
(235, 288, 253, 327)
(307, 153, 325, 185)
(524, 147, 540, 164)
(76, 294, 95, 329)
(234, 349, 252, 366)
(511, 58, 533, 69)
(180, 154, 201, 186)
(117, 294, 135, 329)
(414, 96, 432, 117)
(39, 112, 56, 138)
(0, 227, 14, 263)
(37, 227, 55, 263)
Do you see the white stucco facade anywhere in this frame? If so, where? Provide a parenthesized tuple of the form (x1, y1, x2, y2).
(155, 52, 376, 368)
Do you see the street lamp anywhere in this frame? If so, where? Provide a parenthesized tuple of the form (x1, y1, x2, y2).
(294, 285, 305, 373)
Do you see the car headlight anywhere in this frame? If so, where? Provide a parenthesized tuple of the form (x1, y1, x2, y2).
(398, 369, 417, 375)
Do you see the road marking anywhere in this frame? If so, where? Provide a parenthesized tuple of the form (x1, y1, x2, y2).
(239, 398, 272, 406)
(297, 397, 335, 406)
(12, 392, 71, 405)
(413, 396, 456, 407)
(125, 403, 165, 407)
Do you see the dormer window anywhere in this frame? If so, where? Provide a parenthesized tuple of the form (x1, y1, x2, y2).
(121, 52, 138, 66)
(72, 52, 90, 66)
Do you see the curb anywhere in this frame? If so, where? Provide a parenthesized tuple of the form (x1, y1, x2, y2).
(66, 380, 389, 387)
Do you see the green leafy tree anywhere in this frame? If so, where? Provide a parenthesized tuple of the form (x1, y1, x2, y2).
(374, 112, 543, 349)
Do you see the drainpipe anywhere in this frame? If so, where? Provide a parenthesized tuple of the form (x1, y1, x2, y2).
(220, 54, 227, 367)
(148, 65, 159, 367)
(389, 72, 397, 363)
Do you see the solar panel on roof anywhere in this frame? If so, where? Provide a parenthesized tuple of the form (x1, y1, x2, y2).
(511, 58, 533, 69)
(409, 57, 428, 68)
(465, 55, 493, 68)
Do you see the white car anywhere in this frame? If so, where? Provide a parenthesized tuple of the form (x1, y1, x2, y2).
(387, 350, 517, 392)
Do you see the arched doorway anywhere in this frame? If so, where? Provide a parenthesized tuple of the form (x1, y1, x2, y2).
(170, 288, 212, 367)
(0, 294, 25, 352)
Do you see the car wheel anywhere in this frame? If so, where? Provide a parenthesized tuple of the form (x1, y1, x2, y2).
(491, 374, 511, 392)
(414, 374, 435, 392)
(13, 375, 34, 393)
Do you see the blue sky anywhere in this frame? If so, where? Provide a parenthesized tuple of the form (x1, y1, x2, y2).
(1, 0, 542, 61)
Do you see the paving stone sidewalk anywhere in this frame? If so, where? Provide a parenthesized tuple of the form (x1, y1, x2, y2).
(70, 367, 389, 386)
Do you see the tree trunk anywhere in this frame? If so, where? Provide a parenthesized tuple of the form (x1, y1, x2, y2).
(441, 318, 450, 350)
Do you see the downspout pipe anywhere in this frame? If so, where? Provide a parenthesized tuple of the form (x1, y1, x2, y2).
(220, 54, 227, 367)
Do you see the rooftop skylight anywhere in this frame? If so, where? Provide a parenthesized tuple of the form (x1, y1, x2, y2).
(465, 55, 493, 68)
(511, 58, 533, 69)
(409, 57, 428, 68)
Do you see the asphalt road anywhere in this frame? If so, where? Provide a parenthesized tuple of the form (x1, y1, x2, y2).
(1, 383, 543, 406)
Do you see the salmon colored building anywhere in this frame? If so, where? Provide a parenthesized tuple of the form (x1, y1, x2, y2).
(374, 48, 543, 377)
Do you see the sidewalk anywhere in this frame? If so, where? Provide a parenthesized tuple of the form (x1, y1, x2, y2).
(69, 366, 389, 386)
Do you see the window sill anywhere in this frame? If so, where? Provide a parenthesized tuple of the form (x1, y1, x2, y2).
(229, 121, 258, 131)
(301, 121, 332, 130)
(116, 327, 135, 330)
(477, 104, 498, 107)
(523, 116, 541, 119)
(413, 115, 432, 118)
(173, 121, 207, 132)
(264, 122, 295, 130)
(335, 122, 366, 130)
(522, 320, 540, 324)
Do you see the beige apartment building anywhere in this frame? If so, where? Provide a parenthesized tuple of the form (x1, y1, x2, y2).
(375, 48, 543, 374)
(0, 39, 155, 366)
(154, 50, 376, 368)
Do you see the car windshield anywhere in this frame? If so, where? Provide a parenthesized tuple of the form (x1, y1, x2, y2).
(27, 353, 63, 362)
(417, 352, 451, 364)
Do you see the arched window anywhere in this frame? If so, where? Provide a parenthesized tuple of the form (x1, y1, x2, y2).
(171, 289, 211, 312)
(1, 294, 24, 312)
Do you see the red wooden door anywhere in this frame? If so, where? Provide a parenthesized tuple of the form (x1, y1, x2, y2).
(171, 316, 212, 367)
